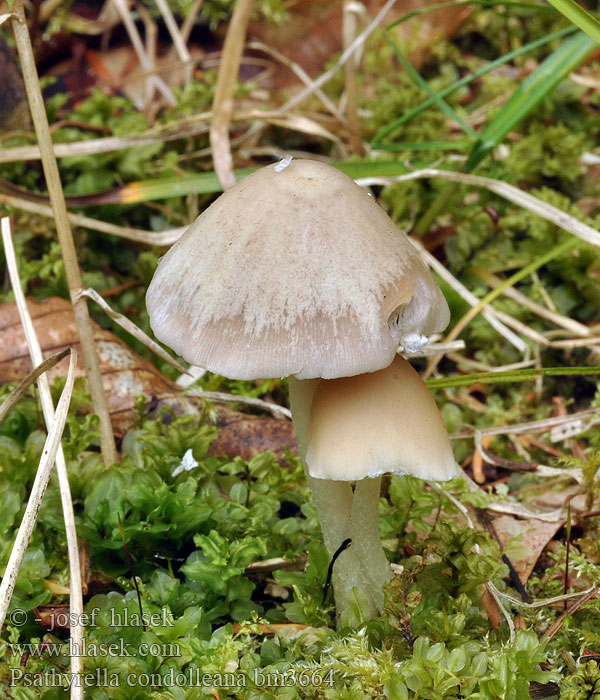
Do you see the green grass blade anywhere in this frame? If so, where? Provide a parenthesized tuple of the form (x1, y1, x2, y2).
(372, 26, 576, 146)
(107, 161, 416, 203)
(465, 31, 597, 169)
(545, 0, 600, 44)
(374, 140, 472, 152)
(382, 29, 479, 139)
(385, 0, 555, 30)
(426, 365, 600, 390)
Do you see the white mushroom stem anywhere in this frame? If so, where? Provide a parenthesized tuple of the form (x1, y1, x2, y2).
(351, 476, 393, 611)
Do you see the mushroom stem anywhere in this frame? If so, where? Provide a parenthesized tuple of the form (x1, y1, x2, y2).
(289, 376, 386, 621)
(350, 477, 392, 612)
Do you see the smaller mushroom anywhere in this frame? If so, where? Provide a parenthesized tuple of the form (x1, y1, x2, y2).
(290, 354, 457, 617)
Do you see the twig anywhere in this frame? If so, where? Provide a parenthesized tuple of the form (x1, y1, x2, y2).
(248, 41, 345, 122)
(564, 503, 572, 611)
(357, 169, 600, 248)
(2, 218, 85, 699)
(280, 0, 398, 114)
(475, 269, 591, 337)
(0, 349, 69, 424)
(495, 585, 596, 609)
(77, 288, 188, 374)
(155, 0, 193, 82)
(112, 0, 176, 106)
(0, 350, 77, 631)
(0, 121, 210, 163)
(180, 0, 203, 44)
(542, 587, 598, 640)
(184, 388, 291, 419)
(210, 0, 254, 190)
(410, 238, 528, 354)
(343, 1, 364, 153)
(11, 3, 117, 466)
(0, 193, 184, 245)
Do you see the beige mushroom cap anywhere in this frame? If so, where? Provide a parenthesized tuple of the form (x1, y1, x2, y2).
(305, 354, 458, 481)
(146, 159, 449, 380)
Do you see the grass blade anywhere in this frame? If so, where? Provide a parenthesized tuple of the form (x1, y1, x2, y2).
(0, 349, 77, 631)
(0, 349, 69, 424)
(465, 31, 597, 169)
(372, 26, 576, 146)
(545, 0, 600, 44)
(382, 28, 479, 139)
(426, 365, 600, 390)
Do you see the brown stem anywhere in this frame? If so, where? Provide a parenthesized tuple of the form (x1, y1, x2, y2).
(11, 2, 117, 466)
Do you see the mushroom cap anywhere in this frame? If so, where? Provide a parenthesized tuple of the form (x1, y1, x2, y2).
(146, 159, 449, 380)
(305, 354, 459, 481)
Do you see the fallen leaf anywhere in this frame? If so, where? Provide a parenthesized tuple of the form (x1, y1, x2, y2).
(0, 297, 297, 459)
(491, 514, 563, 586)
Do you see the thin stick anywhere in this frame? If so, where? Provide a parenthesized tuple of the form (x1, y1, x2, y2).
(210, 0, 254, 190)
(280, 0, 398, 114)
(343, 1, 364, 153)
(248, 41, 345, 122)
(180, 0, 203, 44)
(542, 586, 598, 640)
(476, 269, 591, 337)
(0, 349, 69, 424)
(0, 350, 77, 631)
(0, 193, 184, 245)
(410, 238, 528, 354)
(112, 0, 176, 106)
(564, 503, 572, 610)
(78, 287, 188, 373)
(155, 0, 193, 82)
(357, 169, 600, 248)
(2, 218, 84, 699)
(185, 388, 291, 419)
(11, 3, 117, 466)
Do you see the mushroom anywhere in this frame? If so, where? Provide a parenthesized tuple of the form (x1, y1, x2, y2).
(146, 158, 458, 621)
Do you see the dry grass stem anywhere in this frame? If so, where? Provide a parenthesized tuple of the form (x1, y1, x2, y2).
(249, 41, 345, 121)
(0, 349, 69, 423)
(0, 349, 78, 632)
(180, 0, 204, 44)
(185, 388, 292, 419)
(155, 0, 193, 82)
(497, 585, 596, 610)
(112, 0, 176, 106)
(78, 287, 188, 373)
(410, 238, 528, 353)
(11, 2, 117, 467)
(2, 217, 84, 699)
(0, 121, 211, 164)
(210, 0, 254, 190)
(476, 269, 591, 337)
(0, 193, 185, 244)
(175, 365, 206, 388)
(451, 406, 600, 443)
(359, 170, 600, 247)
(280, 0, 398, 114)
(343, 1, 365, 153)
(473, 431, 583, 483)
